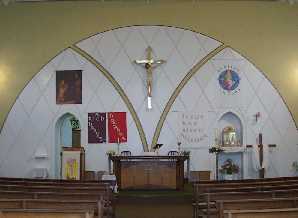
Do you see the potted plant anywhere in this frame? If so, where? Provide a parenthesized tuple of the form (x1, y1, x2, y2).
(292, 161, 298, 175)
(219, 158, 239, 180)
(182, 150, 190, 156)
(106, 150, 116, 157)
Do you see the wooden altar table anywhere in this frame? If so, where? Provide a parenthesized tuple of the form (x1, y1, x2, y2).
(109, 155, 189, 190)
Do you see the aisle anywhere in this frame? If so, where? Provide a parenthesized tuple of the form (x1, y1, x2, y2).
(114, 187, 193, 218)
(116, 201, 192, 218)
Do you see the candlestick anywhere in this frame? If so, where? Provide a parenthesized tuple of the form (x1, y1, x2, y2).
(178, 141, 181, 154)
(117, 137, 120, 155)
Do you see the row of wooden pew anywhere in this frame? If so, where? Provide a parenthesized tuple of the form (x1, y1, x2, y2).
(0, 177, 115, 218)
(193, 176, 298, 218)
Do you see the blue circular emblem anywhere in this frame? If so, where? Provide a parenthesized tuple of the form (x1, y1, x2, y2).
(218, 69, 240, 91)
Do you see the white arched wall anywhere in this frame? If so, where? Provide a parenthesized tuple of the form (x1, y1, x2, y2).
(0, 26, 297, 179)
(161, 45, 298, 179)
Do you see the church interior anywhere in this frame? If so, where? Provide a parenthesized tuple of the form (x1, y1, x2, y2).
(0, 0, 298, 218)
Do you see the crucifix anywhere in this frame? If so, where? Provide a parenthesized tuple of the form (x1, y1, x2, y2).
(134, 46, 166, 109)
(246, 133, 276, 178)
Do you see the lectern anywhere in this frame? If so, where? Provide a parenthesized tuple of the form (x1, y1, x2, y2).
(61, 147, 85, 180)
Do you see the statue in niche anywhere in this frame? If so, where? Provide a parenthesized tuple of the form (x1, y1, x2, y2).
(222, 126, 238, 147)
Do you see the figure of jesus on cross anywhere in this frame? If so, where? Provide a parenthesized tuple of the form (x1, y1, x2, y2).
(246, 133, 276, 178)
(134, 46, 166, 109)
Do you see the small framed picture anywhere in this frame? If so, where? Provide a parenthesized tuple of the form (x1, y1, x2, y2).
(56, 70, 82, 104)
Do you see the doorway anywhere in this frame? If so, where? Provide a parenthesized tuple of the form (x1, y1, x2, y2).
(55, 113, 81, 178)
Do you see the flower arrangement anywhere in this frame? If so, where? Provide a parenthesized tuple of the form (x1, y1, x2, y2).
(219, 158, 239, 175)
(292, 161, 298, 172)
(106, 150, 116, 156)
(209, 146, 224, 154)
(182, 150, 190, 156)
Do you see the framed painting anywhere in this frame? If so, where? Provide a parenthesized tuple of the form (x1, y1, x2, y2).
(56, 70, 82, 104)
(221, 126, 239, 147)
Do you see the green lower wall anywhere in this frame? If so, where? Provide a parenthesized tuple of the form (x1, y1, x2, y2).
(0, 1, 297, 128)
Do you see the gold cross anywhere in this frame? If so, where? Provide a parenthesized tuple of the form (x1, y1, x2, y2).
(134, 46, 166, 109)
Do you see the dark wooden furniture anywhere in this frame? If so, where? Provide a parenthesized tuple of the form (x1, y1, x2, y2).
(60, 147, 85, 180)
(217, 198, 298, 218)
(190, 171, 211, 181)
(192, 176, 298, 218)
(109, 155, 189, 190)
(0, 208, 94, 218)
(168, 151, 179, 156)
(84, 171, 96, 181)
(120, 151, 132, 156)
(0, 199, 102, 218)
(0, 177, 114, 218)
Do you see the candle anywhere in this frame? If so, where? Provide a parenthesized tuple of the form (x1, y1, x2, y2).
(215, 128, 218, 144)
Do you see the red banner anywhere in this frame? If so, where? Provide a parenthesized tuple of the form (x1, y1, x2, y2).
(108, 112, 127, 143)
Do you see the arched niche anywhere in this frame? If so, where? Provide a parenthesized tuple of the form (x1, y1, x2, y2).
(54, 113, 81, 178)
(218, 112, 243, 147)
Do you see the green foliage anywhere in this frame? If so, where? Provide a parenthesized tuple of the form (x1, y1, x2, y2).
(106, 150, 116, 156)
(182, 150, 190, 156)
(292, 161, 298, 171)
(209, 146, 224, 154)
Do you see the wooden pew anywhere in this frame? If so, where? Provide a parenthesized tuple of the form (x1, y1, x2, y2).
(0, 199, 103, 218)
(0, 177, 103, 182)
(0, 191, 35, 199)
(195, 196, 298, 218)
(0, 183, 114, 217)
(195, 189, 298, 217)
(193, 179, 298, 193)
(0, 178, 115, 217)
(216, 198, 298, 218)
(195, 176, 298, 184)
(193, 177, 298, 196)
(0, 179, 109, 187)
(0, 177, 112, 186)
(193, 177, 298, 218)
(194, 184, 298, 196)
(0, 184, 110, 192)
(204, 188, 298, 201)
(0, 209, 94, 218)
(0, 190, 110, 200)
(223, 208, 298, 218)
(0, 191, 114, 217)
(0, 181, 114, 200)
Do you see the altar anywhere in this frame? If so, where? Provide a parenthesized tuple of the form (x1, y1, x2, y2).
(109, 155, 189, 190)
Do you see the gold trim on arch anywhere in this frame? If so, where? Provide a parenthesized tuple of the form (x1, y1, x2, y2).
(70, 45, 149, 152)
(150, 44, 227, 151)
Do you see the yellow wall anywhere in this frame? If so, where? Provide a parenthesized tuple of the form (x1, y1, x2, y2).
(0, 1, 297, 129)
